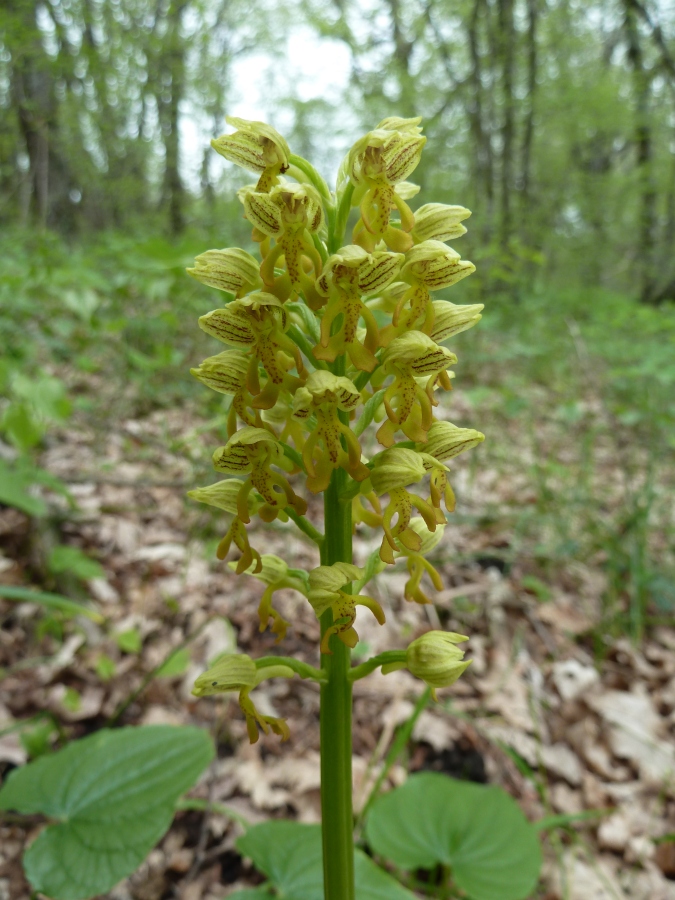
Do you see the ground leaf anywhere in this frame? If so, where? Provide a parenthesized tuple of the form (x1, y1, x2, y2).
(364, 772, 541, 900)
(237, 821, 414, 900)
(0, 725, 214, 900)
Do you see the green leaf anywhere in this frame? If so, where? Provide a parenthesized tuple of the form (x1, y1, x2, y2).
(354, 851, 417, 900)
(0, 725, 214, 900)
(237, 821, 415, 900)
(0, 458, 47, 516)
(95, 653, 116, 682)
(116, 628, 142, 653)
(48, 545, 105, 581)
(365, 773, 541, 900)
(237, 822, 322, 900)
(0, 585, 103, 622)
(156, 647, 191, 678)
(354, 389, 386, 438)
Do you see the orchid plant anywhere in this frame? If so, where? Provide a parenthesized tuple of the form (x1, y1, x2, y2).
(188, 115, 484, 900)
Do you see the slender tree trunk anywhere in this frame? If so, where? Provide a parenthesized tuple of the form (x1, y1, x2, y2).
(520, 0, 538, 219)
(160, 1, 187, 236)
(9, 0, 52, 227)
(466, 0, 493, 242)
(497, 0, 516, 250)
(624, 0, 657, 303)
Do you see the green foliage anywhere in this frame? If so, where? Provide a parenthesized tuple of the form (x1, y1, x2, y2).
(0, 726, 214, 900)
(156, 647, 191, 677)
(94, 653, 117, 682)
(236, 821, 416, 900)
(116, 628, 143, 654)
(0, 585, 103, 622)
(47, 546, 104, 582)
(19, 719, 59, 759)
(364, 773, 542, 900)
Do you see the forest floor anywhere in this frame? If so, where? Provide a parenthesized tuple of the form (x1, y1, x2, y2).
(1, 244, 675, 900)
(1, 370, 674, 900)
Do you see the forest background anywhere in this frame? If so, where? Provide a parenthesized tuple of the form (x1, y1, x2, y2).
(1, 0, 675, 898)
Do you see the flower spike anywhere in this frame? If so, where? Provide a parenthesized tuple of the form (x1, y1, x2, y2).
(187, 247, 263, 297)
(188, 116, 484, 761)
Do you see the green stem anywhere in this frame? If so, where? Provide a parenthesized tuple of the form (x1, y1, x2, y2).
(320, 396, 355, 900)
(348, 649, 407, 682)
(330, 183, 355, 254)
(285, 507, 324, 546)
(287, 324, 327, 370)
(318, 196, 356, 900)
(255, 655, 326, 682)
(288, 154, 332, 204)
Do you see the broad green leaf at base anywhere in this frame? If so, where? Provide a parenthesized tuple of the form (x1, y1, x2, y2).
(237, 821, 415, 900)
(0, 725, 214, 900)
(364, 772, 542, 900)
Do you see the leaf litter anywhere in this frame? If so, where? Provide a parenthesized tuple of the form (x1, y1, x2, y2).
(0, 377, 674, 900)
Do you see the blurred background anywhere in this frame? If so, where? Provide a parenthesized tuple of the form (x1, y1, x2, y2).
(1, 1, 675, 897)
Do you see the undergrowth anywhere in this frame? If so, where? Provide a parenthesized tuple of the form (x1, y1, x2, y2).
(2, 231, 673, 646)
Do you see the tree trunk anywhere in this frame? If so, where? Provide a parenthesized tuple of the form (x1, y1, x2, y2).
(624, 0, 657, 303)
(9, 0, 52, 227)
(520, 0, 538, 218)
(466, 0, 494, 241)
(160, 1, 187, 236)
(497, 0, 515, 251)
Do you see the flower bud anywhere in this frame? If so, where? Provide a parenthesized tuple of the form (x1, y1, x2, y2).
(429, 301, 483, 343)
(192, 653, 257, 697)
(370, 447, 427, 495)
(418, 421, 485, 461)
(292, 370, 361, 419)
(213, 426, 282, 474)
(348, 119, 426, 186)
(211, 117, 290, 174)
(383, 331, 457, 376)
(316, 246, 402, 298)
(401, 240, 475, 290)
(412, 204, 471, 244)
(187, 248, 262, 296)
(199, 293, 287, 347)
(190, 349, 249, 394)
(244, 183, 325, 237)
(406, 631, 471, 689)
(187, 479, 259, 516)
